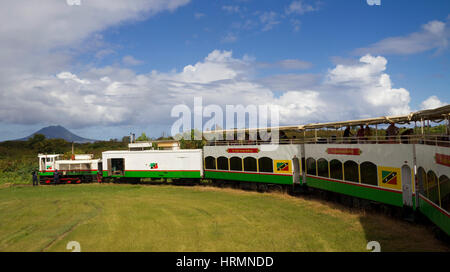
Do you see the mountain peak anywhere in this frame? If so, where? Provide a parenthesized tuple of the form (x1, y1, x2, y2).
(18, 125, 97, 143)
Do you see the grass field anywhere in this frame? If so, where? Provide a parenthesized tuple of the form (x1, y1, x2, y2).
(0, 184, 448, 252)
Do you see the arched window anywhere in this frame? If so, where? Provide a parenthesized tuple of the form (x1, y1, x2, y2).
(205, 156, 216, 170)
(306, 158, 316, 176)
(230, 157, 243, 171)
(330, 159, 343, 180)
(217, 156, 229, 170)
(317, 158, 329, 178)
(344, 160, 359, 183)
(427, 170, 439, 206)
(417, 167, 426, 195)
(439, 175, 449, 211)
(244, 157, 257, 172)
(258, 157, 273, 173)
(360, 162, 377, 186)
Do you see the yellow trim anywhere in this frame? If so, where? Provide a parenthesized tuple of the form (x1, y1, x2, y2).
(378, 166, 402, 191)
(358, 163, 361, 184)
(315, 160, 318, 176)
(328, 160, 331, 178)
(274, 160, 292, 174)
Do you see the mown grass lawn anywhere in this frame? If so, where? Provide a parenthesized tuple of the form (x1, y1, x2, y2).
(0, 184, 447, 252)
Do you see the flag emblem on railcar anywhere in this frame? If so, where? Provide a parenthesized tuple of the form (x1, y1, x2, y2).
(378, 167, 401, 190)
(274, 160, 291, 174)
(150, 163, 158, 169)
(277, 162, 289, 171)
(381, 171, 397, 185)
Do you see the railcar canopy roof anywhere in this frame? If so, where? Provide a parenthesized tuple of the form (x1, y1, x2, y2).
(203, 104, 450, 134)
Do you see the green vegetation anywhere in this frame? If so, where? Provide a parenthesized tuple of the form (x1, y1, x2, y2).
(0, 136, 128, 185)
(0, 132, 207, 185)
(0, 184, 447, 252)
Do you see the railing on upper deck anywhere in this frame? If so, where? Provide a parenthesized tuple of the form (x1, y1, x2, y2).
(205, 134, 450, 147)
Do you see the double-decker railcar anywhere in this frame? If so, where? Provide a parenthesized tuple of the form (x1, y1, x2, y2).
(203, 105, 450, 235)
(203, 144, 301, 190)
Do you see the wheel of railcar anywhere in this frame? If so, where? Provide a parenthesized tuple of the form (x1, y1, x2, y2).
(268, 184, 283, 193)
(257, 183, 268, 193)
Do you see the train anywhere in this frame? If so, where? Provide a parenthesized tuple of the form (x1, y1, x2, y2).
(37, 105, 450, 237)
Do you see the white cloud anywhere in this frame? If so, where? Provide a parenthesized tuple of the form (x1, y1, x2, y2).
(0, 2, 418, 134)
(286, 1, 318, 15)
(420, 96, 446, 110)
(0, 0, 190, 76)
(326, 54, 411, 116)
(194, 12, 205, 19)
(257, 59, 312, 70)
(291, 19, 301, 32)
(276, 59, 312, 70)
(122, 55, 143, 66)
(0, 50, 414, 130)
(222, 5, 241, 14)
(0, 0, 191, 129)
(221, 33, 238, 43)
(355, 18, 450, 55)
(57, 71, 90, 84)
(259, 11, 280, 31)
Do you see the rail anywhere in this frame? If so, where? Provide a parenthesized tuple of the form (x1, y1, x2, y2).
(205, 134, 450, 147)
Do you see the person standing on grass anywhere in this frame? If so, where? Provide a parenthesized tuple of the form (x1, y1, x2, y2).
(53, 169, 59, 185)
(32, 171, 38, 186)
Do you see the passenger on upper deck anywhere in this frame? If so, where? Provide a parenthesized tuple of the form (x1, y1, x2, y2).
(400, 128, 414, 144)
(343, 126, 352, 137)
(364, 125, 372, 142)
(343, 126, 353, 143)
(386, 123, 399, 142)
(356, 125, 365, 143)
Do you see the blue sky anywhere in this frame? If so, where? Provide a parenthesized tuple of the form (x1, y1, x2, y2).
(0, 0, 448, 141)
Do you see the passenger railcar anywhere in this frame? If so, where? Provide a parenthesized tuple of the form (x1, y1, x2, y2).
(101, 149, 203, 181)
(203, 144, 301, 186)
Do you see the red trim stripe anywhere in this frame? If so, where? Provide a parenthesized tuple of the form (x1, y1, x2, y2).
(306, 174, 402, 194)
(419, 194, 450, 218)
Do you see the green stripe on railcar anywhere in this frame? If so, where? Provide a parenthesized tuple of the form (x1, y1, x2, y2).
(204, 170, 293, 185)
(103, 170, 201, 179)
(305, 176, 404, 207)
(419, 195, 450, 236)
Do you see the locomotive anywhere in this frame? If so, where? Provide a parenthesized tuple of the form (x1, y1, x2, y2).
(38, 105, 450, 236)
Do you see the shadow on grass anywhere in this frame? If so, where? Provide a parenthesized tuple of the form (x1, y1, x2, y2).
(296, 189, 450, 252)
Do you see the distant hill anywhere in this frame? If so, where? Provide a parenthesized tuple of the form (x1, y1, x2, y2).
(17, 125, 98, 143)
